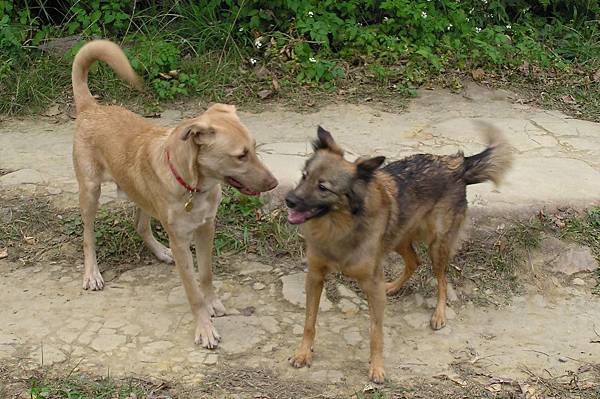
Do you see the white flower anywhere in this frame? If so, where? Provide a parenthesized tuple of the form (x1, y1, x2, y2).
(506, 24, 512, 29)
(249, 58, 257, 66)
(447, 23, 453, 30)
(475, 27, 482, 33)
(482, 0, 488, 4)
(254, 38, 263, 49)
(383, 16, 389, 21)
(307, 11, 314, 17)
(421, 11, 428, 18)
(309, 57, 317, 63)
(358, 22, 363, 26)
(238, 27, 244, 32)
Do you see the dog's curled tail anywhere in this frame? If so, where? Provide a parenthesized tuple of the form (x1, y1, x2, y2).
(462, 121, 513, 186)
(72, 40, 142, 114)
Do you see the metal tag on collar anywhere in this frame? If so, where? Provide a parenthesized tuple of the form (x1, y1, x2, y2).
(184, 191, 194, 212)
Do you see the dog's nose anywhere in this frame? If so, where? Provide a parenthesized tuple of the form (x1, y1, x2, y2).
(285, 192, 298, 209)
(266, 176, 278, 191)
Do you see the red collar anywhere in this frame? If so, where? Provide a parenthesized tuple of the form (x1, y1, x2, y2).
(166, 150, 203, 193)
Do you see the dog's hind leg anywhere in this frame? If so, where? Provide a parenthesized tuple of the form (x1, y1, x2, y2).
(429, 215, 464, 330)
(79, 178, 103, 290)
(194, 221, 226, 317)
(385, 242, 421, 295)
(135, 208, 173, 264)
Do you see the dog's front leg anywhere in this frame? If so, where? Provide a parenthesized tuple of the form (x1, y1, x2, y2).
(289, 255, 327, 369)
(358, 271, 386, 383)
(194, 221, 226, 317)
(169, 234, 220, 348)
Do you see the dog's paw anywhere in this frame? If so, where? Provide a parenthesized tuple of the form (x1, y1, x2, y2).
(82, 271, 105, 291)
(385, 281, 400, 296)
(208, 298, 226, 317)
(369, 363, 386, 384)
(154, 247, 173, 264)
(289, 350, 312, 368)
(194, 318, 221, 349)
(430, 309, 446, 330)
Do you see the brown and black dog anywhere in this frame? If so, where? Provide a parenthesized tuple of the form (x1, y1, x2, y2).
(285, 124, 512, 382)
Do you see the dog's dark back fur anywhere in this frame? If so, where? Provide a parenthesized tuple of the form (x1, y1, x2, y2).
(288, 122, 512, 268)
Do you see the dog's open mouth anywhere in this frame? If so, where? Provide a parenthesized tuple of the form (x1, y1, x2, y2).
(226, 177, 260, 196)
(287, 208, 320, 224)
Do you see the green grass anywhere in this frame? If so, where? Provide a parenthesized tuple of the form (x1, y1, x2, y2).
(1, 1, 600, 120)
(0, 187, 302, 267)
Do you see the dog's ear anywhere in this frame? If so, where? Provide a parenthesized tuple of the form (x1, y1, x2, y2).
(347, 180, 368, 214)
(346, 156, 385, 214)
(355, 156, 385, 180)
(312, 126, 344, 155)
(180, 121, 215, 143)
(207, 103, 236, 114)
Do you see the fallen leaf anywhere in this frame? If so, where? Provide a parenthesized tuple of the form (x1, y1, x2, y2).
(167, 70, 179, 78)
(518, 382, 539, 399)
(593, 69, 600, 83)
(23, 236, 35, 245)
(42, 104, 61, 117)
(471, 68, 485, 81)
(362, 383, 376, 393)
(257, 89, 273, 100)
(485, 383, 502, 393)
(158, 72, 173, 80)
(561, 94, 577, 104)
(0, 248, 7, 259)
(448, 375, 467, 386)
(272, 77, 280, 91)
(239, 306, 256, 316)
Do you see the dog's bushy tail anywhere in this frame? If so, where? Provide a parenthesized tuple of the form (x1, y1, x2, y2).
(72, 40, 142, 114)
(463, 121, 513, 185)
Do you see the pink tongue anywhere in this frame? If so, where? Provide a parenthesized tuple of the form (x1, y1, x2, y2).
(287, 209, 311, 224)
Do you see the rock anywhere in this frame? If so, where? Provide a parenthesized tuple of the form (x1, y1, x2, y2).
(413, 293, 424, 307)
(90, 334, 126, 352)
(535, 237, 598, 275)
(337, 284, 358, 300)
(338, 298, 359, 315)
(252, 282, 266, 290)
(403, 312, 430, 329)
(280, 273, 332, 311)
(572, 277, 586, 286)
(343, 328, 362, 346)
(168, 286, 187, 305)
(292, 324, 303, 335)
(446, 307, 456, 320)
(558, 356, 568, 363)
(41, 346, 66, 365)
(0, 169, 45, 185)
(213, 316, 264, 354)
(425, 297, 437, 309)
(235, 261, 273, 276)
(447, 283, 459, 303)
(204, 353, 218, 365)
(142, 341, 174, 354)
(550, 245, 597, 275)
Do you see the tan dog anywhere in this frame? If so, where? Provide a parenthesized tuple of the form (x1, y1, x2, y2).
(285, 126, 511, 382)
(72, 40, 277, 348)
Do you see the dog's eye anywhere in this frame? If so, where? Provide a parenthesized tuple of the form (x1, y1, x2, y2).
(318, 182, 327, 192)
(237, 149, 248, 161)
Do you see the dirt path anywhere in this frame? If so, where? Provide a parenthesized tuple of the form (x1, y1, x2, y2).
(1, 85, 599, 397)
